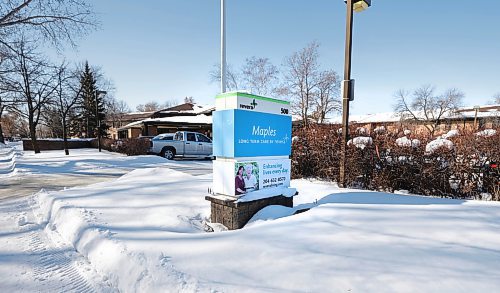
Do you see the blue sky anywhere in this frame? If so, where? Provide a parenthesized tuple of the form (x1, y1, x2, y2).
(60, 0, 500, 114)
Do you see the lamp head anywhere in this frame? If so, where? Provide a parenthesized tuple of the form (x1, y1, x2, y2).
(344, 0, 371, 12)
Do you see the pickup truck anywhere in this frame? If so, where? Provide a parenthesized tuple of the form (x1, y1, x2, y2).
(150, 131, 213, 160)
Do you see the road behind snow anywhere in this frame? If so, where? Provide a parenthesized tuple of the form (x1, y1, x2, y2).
(0, 148, 212, 200)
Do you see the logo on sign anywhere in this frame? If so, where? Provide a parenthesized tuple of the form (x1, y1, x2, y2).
(239, 99, 258, 110)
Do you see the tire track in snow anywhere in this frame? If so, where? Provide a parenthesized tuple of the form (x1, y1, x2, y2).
(24, 230, 99, 292)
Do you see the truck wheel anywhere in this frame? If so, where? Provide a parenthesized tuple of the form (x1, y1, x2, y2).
(161, 147, 175, 160)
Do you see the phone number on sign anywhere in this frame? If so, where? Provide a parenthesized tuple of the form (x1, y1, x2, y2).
(263, 177, 286, 184)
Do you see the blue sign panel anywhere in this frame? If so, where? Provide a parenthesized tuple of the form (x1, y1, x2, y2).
(213, 109, 291, 158)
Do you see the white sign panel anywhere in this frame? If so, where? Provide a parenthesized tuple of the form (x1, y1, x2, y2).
(216, 92, 291, 116)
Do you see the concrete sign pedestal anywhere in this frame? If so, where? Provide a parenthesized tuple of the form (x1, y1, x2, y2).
(205, 193, 294, 230)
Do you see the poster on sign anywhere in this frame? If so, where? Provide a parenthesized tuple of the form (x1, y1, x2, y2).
(234, 161, 259, 195)
(215, 158, 291, 196)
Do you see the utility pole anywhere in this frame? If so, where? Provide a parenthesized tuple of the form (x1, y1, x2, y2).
(221, 0, 227, 93)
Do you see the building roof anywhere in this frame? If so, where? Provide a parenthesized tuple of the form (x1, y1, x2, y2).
(118, 114, 212, 131)
(152, 103, 215, 117)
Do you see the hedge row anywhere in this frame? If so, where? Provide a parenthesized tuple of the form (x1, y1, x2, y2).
(90, 138, 150, 156)
(291, 125, 499, 200)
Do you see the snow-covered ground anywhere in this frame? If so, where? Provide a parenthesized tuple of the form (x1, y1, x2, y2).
(1, 149, 500, 292)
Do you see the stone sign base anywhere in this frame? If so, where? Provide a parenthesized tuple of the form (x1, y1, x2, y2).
(205, 194, 294, 230)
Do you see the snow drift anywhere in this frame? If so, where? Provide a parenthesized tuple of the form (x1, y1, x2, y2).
(0, 143, 18, 177)
(30, 165, 500, 292)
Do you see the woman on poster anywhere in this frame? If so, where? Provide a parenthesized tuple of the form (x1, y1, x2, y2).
(235, 166, 246, 195)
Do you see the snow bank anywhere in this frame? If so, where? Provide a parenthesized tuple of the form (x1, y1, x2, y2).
(395, 136, 421, 148)
(425, 138, 454, 154)
(355, 127, 367, 135)
(236, 186, 296, 203)
(246, 205, 294, 226)
(476, 129, 497, 137)
(373, 126, 386, 134)
(30, 158, 500, 292)
(442, 129, 459, 139)
(347, 136, 373, 149)
(33, 167, 211, 292)
(0, 144, 18, 177)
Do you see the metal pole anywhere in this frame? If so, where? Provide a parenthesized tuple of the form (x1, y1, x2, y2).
(95, 90, 101, 152)
(221, 0, 227, 93)
(339, 0, 354, 188)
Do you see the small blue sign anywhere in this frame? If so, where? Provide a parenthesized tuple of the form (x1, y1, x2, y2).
(213, 110, 292, 157)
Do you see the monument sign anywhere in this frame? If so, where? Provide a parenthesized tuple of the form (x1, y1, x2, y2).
(212, 92, 293, 197)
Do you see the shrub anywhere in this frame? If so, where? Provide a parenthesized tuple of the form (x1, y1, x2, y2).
(115, 138, 150, 156)
(292, 124, 500, 200)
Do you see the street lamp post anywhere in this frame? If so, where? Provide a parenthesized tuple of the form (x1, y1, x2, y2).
(95, 90, 107, 152)
(339, 0, 371, 187)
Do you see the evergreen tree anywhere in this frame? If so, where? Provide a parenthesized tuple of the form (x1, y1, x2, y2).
(81, 61, 97, 137)
(70, 61, 108, 138)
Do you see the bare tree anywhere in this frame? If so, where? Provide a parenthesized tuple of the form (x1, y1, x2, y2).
(281, 42, 321, 127)
(312, 70, 341, 123)
(394, 85, 464, 136)
(0, 48, 19, 143)
(0, 90, 14, 143)
(161, 99, 177, 108)
(51, 62, 82, 154)
(492, 93, 500, 104)
(184, 96, 194, 104)
(7, 39, 57, 153)
(106, 96, 130, 129)
(209, 63, 240, 92)
(1, 110, 28, 138)
(241, 56, 279, 96)
(281, 42, 341, 125)
(0, 0, 96, 48)
(0, 82, 16, 143)
(136, 99, 177, 112)
(136, 101, 161, 112)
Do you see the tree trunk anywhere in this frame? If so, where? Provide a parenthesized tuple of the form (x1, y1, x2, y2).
(0, 107, 4, 144)
(0, 121, 5, 144)
(28, 116, 40, 154)
(62, 117, 69, 155)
